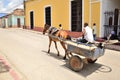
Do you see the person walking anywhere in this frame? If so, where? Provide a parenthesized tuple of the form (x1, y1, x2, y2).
(58, 24, 63, 30)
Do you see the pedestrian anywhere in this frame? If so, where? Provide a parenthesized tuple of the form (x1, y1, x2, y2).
(77, 23, 94, 43)
(93, 23, 96, 40)
(108, 30, 117, 40)
(58, 24, 63, 30)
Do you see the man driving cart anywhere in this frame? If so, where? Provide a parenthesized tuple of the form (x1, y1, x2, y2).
(77, 23, 94, 43)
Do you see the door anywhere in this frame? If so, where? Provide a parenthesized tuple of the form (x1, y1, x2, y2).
(30, 11, 34, 29)
(17, 18, 21, 27)
(71, 0, 82, 32)
(114, 8, 119, 35)
(45, 7, 51, 26)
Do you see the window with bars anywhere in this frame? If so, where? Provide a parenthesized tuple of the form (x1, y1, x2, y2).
(71, 0, 82, 32)
(45, 7, 51, 26)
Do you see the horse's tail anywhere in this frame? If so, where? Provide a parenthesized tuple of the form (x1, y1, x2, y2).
(66, 35, 71, 40)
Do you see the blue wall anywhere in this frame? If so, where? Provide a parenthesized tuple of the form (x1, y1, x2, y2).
(12, 15, 24, 26)
(8, 15, 24, 27)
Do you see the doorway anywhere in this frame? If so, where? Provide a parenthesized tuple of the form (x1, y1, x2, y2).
(17, 18, 21, 27)
(45, 7, 51, 26)
(71, 0, 82, 32)
(30, 11, 34, 29)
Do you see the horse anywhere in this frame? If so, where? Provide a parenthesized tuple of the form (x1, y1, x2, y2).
(43, 24, 71, 59)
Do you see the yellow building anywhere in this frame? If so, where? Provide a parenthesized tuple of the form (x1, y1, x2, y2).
(24, 0, 120, 37)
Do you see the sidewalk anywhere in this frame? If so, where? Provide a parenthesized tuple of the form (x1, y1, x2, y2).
(96, 37, 120, 51)
(105, 42, 120, 51)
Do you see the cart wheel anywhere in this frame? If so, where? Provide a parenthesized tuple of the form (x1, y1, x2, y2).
(87, 58, 97, 63)
(69, 56, 83, 72)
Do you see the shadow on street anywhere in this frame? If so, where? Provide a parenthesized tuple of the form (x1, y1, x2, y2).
(42, 50, 112, 77)
(62, 61, 112, 77)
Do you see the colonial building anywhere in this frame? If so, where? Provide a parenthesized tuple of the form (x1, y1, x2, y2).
(0, 15, 8, 28)
(0, 18, 1, 27)
(24, 0, 120, 37)
(0, 13, 8, 28)
(7, 9, 24, 28)
(0, 9, 24, 28)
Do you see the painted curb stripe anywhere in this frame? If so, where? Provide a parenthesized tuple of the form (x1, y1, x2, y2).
(0, 55, 20, 80)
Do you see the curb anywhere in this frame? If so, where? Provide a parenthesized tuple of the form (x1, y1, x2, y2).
(0, 55, 20, 80)
(105, 44, 120, 51)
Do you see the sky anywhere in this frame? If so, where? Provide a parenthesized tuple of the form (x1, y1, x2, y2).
(0, 0, 24, 13)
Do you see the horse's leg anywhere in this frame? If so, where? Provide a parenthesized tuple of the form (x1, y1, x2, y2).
(54, 41, 60, 56)
(60, 41, 68, 59)
(48, 38, 52, 53)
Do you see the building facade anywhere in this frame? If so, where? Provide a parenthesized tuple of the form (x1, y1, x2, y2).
(0, 9, 24, 28)
(0, 15, 8, 28)
(0, 13, 8, 28)
(7, 9, 24, 28)
(24, 0, 120, 37)
(0, 18, 1, 27)
(100, 0, 120, 37)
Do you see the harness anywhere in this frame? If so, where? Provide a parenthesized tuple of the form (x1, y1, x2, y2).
(48, 26, 59, 35)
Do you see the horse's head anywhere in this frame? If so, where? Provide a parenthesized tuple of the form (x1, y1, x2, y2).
(43, 24, 50, 35)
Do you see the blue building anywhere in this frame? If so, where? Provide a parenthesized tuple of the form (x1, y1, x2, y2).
(8, 9, 24, 28)
(0, 9, 24, 28)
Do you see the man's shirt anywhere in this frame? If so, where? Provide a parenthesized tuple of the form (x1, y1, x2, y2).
(84, 26, 94, 43)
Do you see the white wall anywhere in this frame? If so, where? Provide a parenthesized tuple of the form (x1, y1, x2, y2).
(5, 18, 8, 28)
(100, 0, 120, 37)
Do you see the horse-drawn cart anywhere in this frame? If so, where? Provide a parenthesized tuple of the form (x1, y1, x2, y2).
(64, 40, 105, 72)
